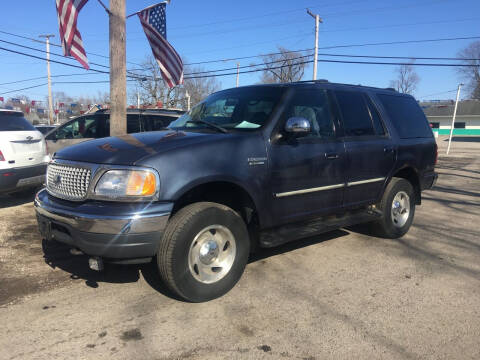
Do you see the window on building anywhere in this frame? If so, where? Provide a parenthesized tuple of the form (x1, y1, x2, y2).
(454, 122, 465, 129)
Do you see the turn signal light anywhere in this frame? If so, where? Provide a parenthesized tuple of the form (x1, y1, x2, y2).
(0, 150, 4, 161)
(126, 171, 156, 196)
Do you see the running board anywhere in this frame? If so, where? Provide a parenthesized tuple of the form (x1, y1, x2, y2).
(259, 209, 381, 248)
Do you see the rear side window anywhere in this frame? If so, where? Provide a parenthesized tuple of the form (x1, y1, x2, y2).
(377, 94, 432, 138)
(335, 91, 375, 137)
(0, 114, 35, 131)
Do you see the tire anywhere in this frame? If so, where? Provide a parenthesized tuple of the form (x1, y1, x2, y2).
(157, 202, 250, 302)
(372, 178, 415, 239)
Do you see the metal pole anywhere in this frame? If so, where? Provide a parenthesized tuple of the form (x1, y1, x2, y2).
(313, 15, 319, 80)
(39, 34, 55, 126)
(446, 83, 463, 155)
(137, 91, 140, 108)
(109, 0, 127, 136)
(185, 90, 191, 111)
(307, 9, 322, 81)
(236, 63, 240, 87)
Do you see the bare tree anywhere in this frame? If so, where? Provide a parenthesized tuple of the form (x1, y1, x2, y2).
(259, 47, 308, 83)
(129, 56, 220, 109)
(457, 41, 480, 99)
(389, 62, 420, 94)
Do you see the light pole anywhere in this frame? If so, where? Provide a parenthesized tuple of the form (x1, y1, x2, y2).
(236, 63, 240, 87)
(39, 34, 55, 125)
(306, 9, 322, 81)
(446, 83, 463, 155)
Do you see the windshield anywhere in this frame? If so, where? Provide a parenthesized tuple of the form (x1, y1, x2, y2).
(169, 87, 284, 132)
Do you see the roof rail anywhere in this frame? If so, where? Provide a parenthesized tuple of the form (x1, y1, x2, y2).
(384, 87, 397, 92)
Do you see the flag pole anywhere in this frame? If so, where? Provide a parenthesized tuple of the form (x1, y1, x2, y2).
(126, 0, 171, 19)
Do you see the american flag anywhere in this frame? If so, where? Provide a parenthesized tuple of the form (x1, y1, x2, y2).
(55, 0, 90, 70)
(138, 2, 183, 88)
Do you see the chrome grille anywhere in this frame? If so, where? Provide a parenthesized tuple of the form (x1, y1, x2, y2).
(46, 163, 91, 201)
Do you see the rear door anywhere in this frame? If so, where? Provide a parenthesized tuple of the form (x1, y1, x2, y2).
(333, 90, 395, 207)
(0, 113, 47, 168)
(46, 114, 107, 154)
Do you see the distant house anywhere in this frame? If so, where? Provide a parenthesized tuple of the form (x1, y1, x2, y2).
(421, 100, 480, 135)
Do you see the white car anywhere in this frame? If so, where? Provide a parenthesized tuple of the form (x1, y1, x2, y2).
(0, 109, 49, 194)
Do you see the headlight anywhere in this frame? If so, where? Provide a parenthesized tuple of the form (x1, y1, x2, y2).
(94, 169, 158, 199)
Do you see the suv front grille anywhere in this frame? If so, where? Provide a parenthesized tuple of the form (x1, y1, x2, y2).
(46, 163, 91, 201)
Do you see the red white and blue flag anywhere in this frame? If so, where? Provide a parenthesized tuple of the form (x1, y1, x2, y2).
(138, 2, 183, 88)
(55, 0, 90, 70)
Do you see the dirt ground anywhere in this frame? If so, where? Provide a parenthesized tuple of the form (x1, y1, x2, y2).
(0, 135, 479, 359)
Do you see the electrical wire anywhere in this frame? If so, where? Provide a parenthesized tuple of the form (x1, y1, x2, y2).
(0, 83, 48, 95)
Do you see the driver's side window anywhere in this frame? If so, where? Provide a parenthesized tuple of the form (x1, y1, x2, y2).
(50, 116, 100, 140)
(285, 89, 336, 140)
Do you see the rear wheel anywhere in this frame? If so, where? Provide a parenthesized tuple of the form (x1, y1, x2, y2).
(372, 178, 415, 238)
(157, 202, 250, 302)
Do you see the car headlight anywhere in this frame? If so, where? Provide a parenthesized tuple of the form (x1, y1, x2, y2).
(94, 169, 158, 199)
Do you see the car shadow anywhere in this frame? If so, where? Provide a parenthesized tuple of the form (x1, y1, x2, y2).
(248, 229, 350, 263)
(42, 229, 351, 301)
(443, 136, 480, 142)
(0, 190, 37, 209)
(42, 239, 184, 301)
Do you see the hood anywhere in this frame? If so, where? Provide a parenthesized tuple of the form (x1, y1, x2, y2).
(53, 130, 228, 165)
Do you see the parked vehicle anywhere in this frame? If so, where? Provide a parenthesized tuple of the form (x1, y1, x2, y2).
(45, 108, 185, 154)
(35, 125, 57, 135)
(0, 110, 49, 194)
(35, 81, 437, 302)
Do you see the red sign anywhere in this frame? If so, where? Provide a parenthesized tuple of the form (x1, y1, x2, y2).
(31, 100, 36, 106)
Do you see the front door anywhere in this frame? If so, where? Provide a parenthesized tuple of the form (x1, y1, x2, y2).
(268, 88, 346, 226)
(333, 90, 396, 207)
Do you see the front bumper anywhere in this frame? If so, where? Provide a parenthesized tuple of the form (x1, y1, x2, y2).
(34, 189, 173, 261)
(0, 163, 47, 194)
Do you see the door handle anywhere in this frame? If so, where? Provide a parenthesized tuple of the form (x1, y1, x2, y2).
(325, 153, 339, 160)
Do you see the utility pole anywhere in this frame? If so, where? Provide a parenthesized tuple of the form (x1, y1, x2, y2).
(446, 83, 463, 155)
(306, 9, 322, 81)
(109, 0, 127, 136)
(39, 34, 55, 125)
(236, 63, 240, 87)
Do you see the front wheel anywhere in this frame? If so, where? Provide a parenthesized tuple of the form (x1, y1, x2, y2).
(372, 178, 415, 238)
(157, 202, 250, 302)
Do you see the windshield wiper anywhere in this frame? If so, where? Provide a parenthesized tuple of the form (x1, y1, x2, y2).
(186, 120, 228, 133)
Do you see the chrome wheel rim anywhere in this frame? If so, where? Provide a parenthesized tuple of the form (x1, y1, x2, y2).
(391, 191, 410, 228)
(188, 225, 236, 284)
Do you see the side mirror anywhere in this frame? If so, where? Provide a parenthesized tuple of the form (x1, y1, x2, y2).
(285, 117, 311, 135)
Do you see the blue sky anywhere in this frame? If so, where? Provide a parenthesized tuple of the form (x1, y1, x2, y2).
(0, 0, 479, 105)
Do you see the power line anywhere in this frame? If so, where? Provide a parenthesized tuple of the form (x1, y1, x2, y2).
(0, 83, 48, 95)
(0, 29, 143, 68)
(0, 72, 108, 86)
(0, 46, 146, 81)
(182, 36, 480, 65)
(317, 53, 480, 61)
(418, 89, 458, 98)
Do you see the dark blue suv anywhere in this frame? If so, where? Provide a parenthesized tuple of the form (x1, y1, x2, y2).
(35, 81, 437, 302)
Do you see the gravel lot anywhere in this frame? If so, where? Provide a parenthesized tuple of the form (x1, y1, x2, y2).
(0, 136, 479, 360)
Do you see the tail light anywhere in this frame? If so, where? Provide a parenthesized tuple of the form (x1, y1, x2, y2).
(0, 150, 5, 161)
(44, 139, 49, 155)
(434, 143, 438, 166)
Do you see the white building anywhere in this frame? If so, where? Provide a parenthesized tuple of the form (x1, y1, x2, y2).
(421, 100, 480, 135)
